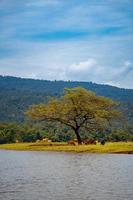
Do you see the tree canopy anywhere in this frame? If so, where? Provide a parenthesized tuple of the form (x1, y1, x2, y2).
(26, 87, 121, 144)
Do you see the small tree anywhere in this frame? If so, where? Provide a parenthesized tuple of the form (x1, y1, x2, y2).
(26, 87, 120, 144)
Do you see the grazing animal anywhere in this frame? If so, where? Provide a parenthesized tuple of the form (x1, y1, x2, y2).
(100, 139, 106, 145)
(84, 139, 96, 145)
(43, 138, 48, 142)
(98, 138, 106, 145)
(36, 139, 40, 143)
(68, 140, 76, 146)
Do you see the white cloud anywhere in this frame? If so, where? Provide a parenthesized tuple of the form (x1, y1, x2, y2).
(66, 58, 133, 88)
(124, 60, 132, 67)
(68, 59, 96, 71)
(0, 36, 133, 88)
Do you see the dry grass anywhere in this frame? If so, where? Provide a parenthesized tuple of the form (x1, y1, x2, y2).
(0, 142, 133, 154)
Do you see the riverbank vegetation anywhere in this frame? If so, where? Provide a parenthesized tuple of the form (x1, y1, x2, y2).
(0, 122, 133, 144)
(0, 142, 133, 154)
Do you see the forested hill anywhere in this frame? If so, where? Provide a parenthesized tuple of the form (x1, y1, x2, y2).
(0, 75, 133, 122)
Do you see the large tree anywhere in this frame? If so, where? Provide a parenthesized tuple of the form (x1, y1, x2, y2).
(26, 87, 120, 144)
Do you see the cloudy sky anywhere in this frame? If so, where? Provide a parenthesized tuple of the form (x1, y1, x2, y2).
(0, 0, 133, 88)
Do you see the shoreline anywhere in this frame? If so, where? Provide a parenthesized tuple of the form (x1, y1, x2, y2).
(0, 142, 133, 154)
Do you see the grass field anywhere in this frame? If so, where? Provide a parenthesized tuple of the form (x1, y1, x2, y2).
(0, 142, 133, 154)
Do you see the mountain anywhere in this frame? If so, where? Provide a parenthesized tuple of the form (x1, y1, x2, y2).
(0, 75, 133, 122)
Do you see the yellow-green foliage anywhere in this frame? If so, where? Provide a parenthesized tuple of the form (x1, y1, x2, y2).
(0, 142, 133, 154)
(26, 87, 121, 144)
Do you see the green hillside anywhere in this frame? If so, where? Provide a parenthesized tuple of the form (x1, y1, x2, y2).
(0, 75, 133, 123)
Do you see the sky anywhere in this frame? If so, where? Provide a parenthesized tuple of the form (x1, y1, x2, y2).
(0, 0, 133, 88)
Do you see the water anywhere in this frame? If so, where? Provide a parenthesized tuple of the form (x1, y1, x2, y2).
(0, 150, 133, 200)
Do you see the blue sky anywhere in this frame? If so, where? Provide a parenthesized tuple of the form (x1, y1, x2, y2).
(0, 0, 133, 88)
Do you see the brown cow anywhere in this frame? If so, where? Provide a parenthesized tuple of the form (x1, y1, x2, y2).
(68, 140, 76, 146)
(84, 139, 96, 145)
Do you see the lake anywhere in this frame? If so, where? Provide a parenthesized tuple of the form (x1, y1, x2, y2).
(0, 150, 133, 200)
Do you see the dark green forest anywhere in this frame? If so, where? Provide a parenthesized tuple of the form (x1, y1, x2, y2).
(0, 75, 133, 143)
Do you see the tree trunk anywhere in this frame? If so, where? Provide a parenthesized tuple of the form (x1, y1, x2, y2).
(74, 129, 82, 144)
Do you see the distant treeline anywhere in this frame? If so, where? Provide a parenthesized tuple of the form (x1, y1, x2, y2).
(0, 122, 133, 144)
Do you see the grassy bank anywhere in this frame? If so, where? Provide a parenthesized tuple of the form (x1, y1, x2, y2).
(0, 142, 133, 154)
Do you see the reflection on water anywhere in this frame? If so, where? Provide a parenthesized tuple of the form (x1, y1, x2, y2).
(0, 150, 133, 200)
